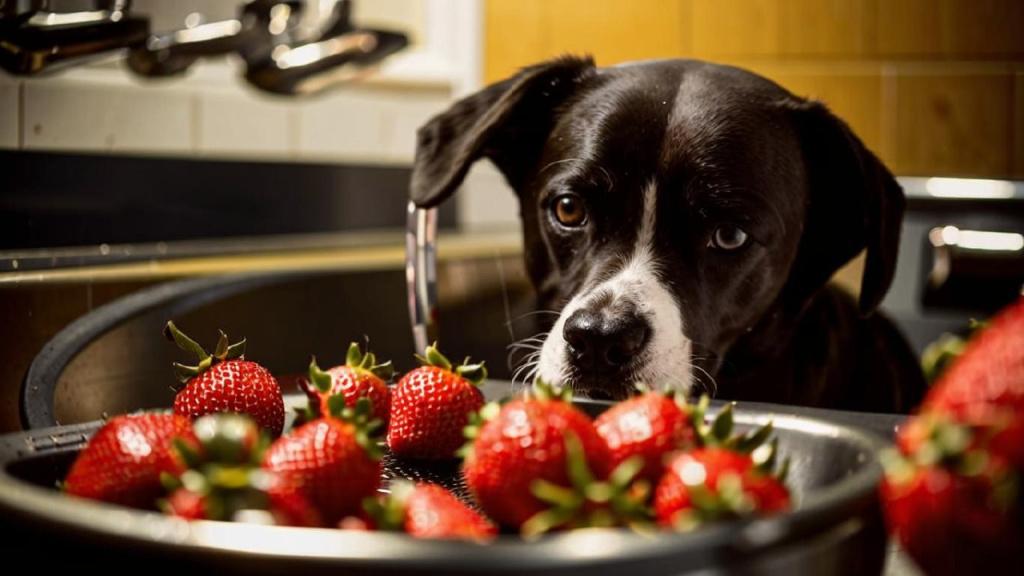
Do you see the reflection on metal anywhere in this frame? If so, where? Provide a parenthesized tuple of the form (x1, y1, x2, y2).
(0, 1, 147, 75)
(931, 226, 1024, 252)
(924, 177, 1016, 199)
(899, 176, 1024, 201)
(406, 201, 438, 353)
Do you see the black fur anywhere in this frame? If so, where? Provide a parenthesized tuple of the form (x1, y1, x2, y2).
(411, 56, 926, 413)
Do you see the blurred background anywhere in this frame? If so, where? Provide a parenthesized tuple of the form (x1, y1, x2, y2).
(1, 0, 1022, 432)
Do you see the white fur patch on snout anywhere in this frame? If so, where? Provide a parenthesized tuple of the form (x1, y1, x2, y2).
(535, 181, 694, 395)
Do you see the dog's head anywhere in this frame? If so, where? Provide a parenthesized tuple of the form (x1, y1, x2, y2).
(411, 56, 903, 399)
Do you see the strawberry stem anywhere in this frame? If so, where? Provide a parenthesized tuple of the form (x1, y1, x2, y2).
(164, 322, 246, 384)
(417, 343, 484, 386)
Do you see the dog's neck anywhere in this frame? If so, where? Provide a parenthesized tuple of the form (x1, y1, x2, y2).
(712, 288, 842, 405)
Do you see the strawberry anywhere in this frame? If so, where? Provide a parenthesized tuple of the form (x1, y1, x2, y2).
(921, 296, 1024, 417)
(880, 297, 1024, 575)
(654, 448, 790, 529)
(64, 412, 198, 509)
(164, 487, 207, 519)
(304, 343, 393, 426)
(652, 402, 790, 530)
(462, 381, 631, 534)
(159, 413, 322, 527)
(915, 296, 1024, 469)
(165, 321, 285, 436)
(365, 481, 497, 540)
(263, 397, 383, 524)
(594, 390, 697, 483)
(880, 441, 1020, 576)
(387, 344, 486, 460)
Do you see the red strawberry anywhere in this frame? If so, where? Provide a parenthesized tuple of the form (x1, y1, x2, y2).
(165, 321, 284, 436)
(922, 296, 1024, 417)
(652, 402, 790, 530)
(164, 487, 207, 519)
(461, 381, 620, 533)
(595, 391, 697, 483)
(64, 413, 198, 509)
(387, 344, 486, 460)
(366, 481, 497, 540)
(262, 471, 324, 527)
(881, 297, 1024, 575)
(159, 413, 322, 527)
(915, 296, 1024, 469)
(880, 449, 1020, 576)
(263, 397, 383, 524)
(654, 447, 790, 529)
(304, 343, 392, 426)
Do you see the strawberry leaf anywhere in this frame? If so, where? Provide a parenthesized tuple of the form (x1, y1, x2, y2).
(710, 403, 735, 444)
(423, 342, 453, 371)
(346, 342, 365, 368)
(308, 357, 334, 394)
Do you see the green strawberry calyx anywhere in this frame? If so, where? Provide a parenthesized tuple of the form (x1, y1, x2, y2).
(686, 397, 786, 478)
(159, 413, 274, 521)
(530, 378, 574, 402)
(521, 431, 650, 538)
(458, 401, 503, 460)
(415, 342, 488, 386)
(669, 468, 778, 532)
(362, 479, 415, 531)
(308, 343, 395, 395)
(326, 395, 384, 460)
(164, 321, 247, 384)
(882, 412, 1018, 514)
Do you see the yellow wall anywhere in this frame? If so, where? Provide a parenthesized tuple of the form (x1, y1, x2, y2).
(484, 0, 1024, 179)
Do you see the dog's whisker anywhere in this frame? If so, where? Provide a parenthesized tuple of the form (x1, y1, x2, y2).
(509, 351, 542, 379)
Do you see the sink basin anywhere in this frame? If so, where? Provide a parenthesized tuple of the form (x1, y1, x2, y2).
(10, 268, 893, 574)
(23, 263, 535, 429)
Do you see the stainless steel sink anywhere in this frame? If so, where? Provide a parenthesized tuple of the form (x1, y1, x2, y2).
(23, 259, 534, 429)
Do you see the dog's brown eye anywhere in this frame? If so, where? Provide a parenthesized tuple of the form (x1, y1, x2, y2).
(711, 225, 749, 250)
(553, 194, 587, 227)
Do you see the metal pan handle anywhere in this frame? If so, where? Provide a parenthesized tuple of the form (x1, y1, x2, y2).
(405, 201, 438, 353)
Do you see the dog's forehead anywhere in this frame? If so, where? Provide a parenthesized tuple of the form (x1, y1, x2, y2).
(548, 61, 800, 192)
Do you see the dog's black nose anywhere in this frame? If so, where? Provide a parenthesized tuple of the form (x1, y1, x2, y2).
(563, 308, 650, 370)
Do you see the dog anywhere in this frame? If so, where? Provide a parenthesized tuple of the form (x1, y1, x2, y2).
(410, 56, 927, 413)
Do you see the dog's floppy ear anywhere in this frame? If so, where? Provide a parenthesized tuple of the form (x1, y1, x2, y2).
(782, 100, 905, 316)
(410, 55, 596, 208)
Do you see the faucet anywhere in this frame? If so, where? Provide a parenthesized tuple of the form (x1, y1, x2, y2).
(241, 0, 408, 95)
(1, 0, 408, 96)
(0, 0, 149, 75)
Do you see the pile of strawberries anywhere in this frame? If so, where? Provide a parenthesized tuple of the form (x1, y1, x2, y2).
(63, 321, 791, 540)
(880, 296, 1024, 576)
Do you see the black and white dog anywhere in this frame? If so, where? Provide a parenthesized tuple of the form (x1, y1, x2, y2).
(410, 56, 927, 413)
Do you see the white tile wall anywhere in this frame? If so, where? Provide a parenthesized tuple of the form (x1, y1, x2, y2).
(382, 91, 451, 160)
(0, 76, 17, 149)
(23, 75, 193, 153)
(196, 92, 292, 156)
(6, 65, 513, 230)
(296, 86, 449, 163)
(298, 87, 392, 161)
(457, 160, 521, 231)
